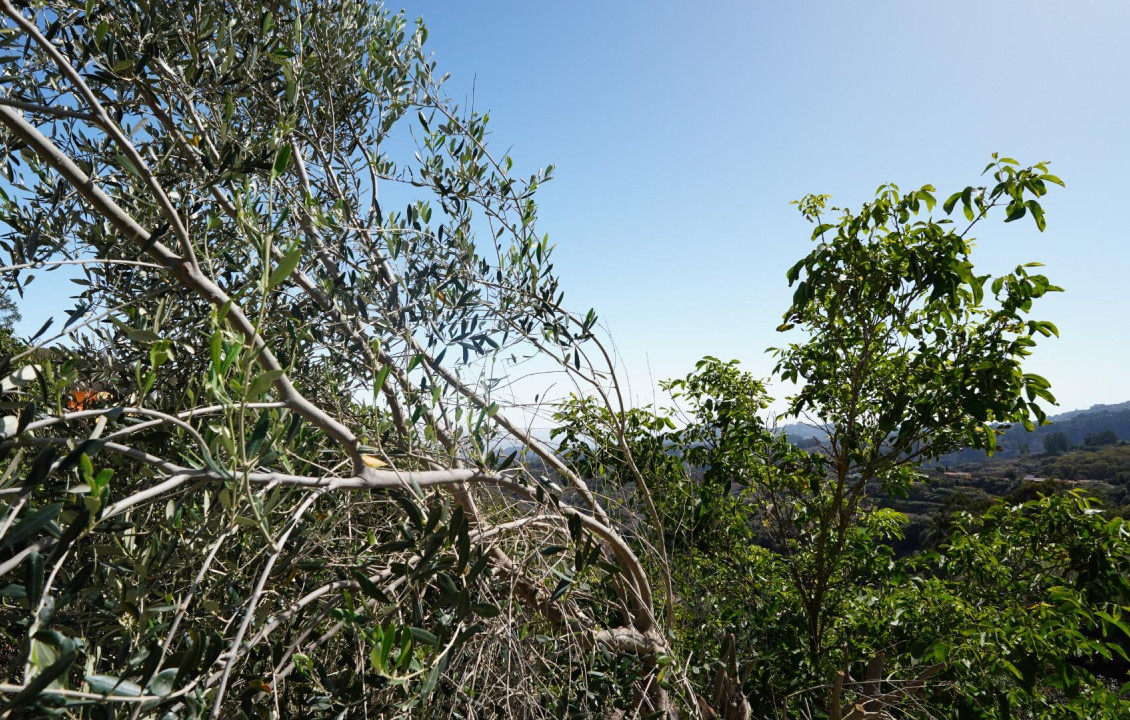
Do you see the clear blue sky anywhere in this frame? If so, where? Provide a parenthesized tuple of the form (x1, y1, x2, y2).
(11, 1, 1128, 414)
(387, 0, 1130, 413)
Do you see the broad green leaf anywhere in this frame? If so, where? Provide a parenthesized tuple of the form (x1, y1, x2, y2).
(472, 603, 501, 618)
(2, 650, 76, 710)
(147, 668, 179, 696)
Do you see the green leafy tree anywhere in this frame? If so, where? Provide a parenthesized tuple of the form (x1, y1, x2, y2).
(1045, 431, 1072, 455)
(0, 289, 19, 361)
(890, 492, 1130, 718)
(1085, 430, 1119, 447)
(558, 359, 1130, 719)
(554, 158, 1130, 719)
(758, 159, 1130, 718)
(770, 156, 1064, 675)
(0, 289, 18, 328)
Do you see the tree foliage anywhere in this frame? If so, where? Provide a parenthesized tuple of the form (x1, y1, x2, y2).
(1046, 431, 1072, 456)
(556, 160, 1130, 718)
(0, 1, 676, 717)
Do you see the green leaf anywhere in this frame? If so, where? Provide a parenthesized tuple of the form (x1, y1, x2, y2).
(26, 548, 44, 606)
(47, 509, 91, 569)
(272, 145, 292, 180)
(115, 153, 140, 177)
(246, 369, 285, 398)
(292, 652, 312, 677)
(373, 365, 391, 392)
(85, 675, 143, 697)
(496, 450, 518, 471)
(970, 276, 984, 305)
(437, 572, 458, 599)
(1026, 200, 1046, 231)
(943, 191, 962, 215)
(0, 650, 76, 712)
(21, 447, 58, 497)
(210, 330, 223, 371)
(267, 247, 302, 289)
(129, 328, 162, 343)
(369, 634, 385, 673)
(352, 570, 390, 603)
(550, 577, 571, 602)
(810, 223, 834, 240)
(379, 627, 395, 671)
(420, 657, 441, 698)
(17, 401, 35, 437)
(409, 627, 438, 646)
(917, 189, 937, 211)
(932, 642, 949, 663)
(246, 410, 271, 457)
(2, 503, 65, 549)
(1005, 202, 1026, 223)
(983, 424, 997, 451)
(472, 603, 501, 618)
(112, 318, 161, 343)
(391, 490, 424, 530)
(146, 668, 178, 696)
(1001, 660, 1023, 681)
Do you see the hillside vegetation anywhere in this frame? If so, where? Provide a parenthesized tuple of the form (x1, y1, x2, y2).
(940, 402, 1130, 463)
(1, 2, 1128, 719)
(874, 443, 1130, 556)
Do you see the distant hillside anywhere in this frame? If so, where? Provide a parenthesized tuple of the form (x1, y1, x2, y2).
(879, 442, 1130, 556)
(778, 401, 1130, 465)
(778, 421, 828, 448)
(1044, 400, 1130, 421)
(939, 401, 1130, 465)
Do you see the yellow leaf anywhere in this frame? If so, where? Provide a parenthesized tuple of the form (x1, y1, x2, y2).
(362, 454, 388, 469)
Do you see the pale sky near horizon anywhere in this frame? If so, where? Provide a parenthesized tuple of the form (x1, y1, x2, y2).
(9, 1, 1130, 415)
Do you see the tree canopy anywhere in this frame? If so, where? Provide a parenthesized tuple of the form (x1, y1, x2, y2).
(0, 1, 675, 716)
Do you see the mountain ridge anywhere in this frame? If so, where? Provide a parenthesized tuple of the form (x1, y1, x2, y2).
(779, 400, 1130, 461)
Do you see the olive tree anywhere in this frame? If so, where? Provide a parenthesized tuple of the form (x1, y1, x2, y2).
(0, 1, 680, 717)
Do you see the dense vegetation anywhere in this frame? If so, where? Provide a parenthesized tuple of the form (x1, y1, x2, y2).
(872, 408, 1130, 556)
(552, 158, 1130, 717)
(876, 445, 1130, 558)
(0, 2, 1127, 718)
